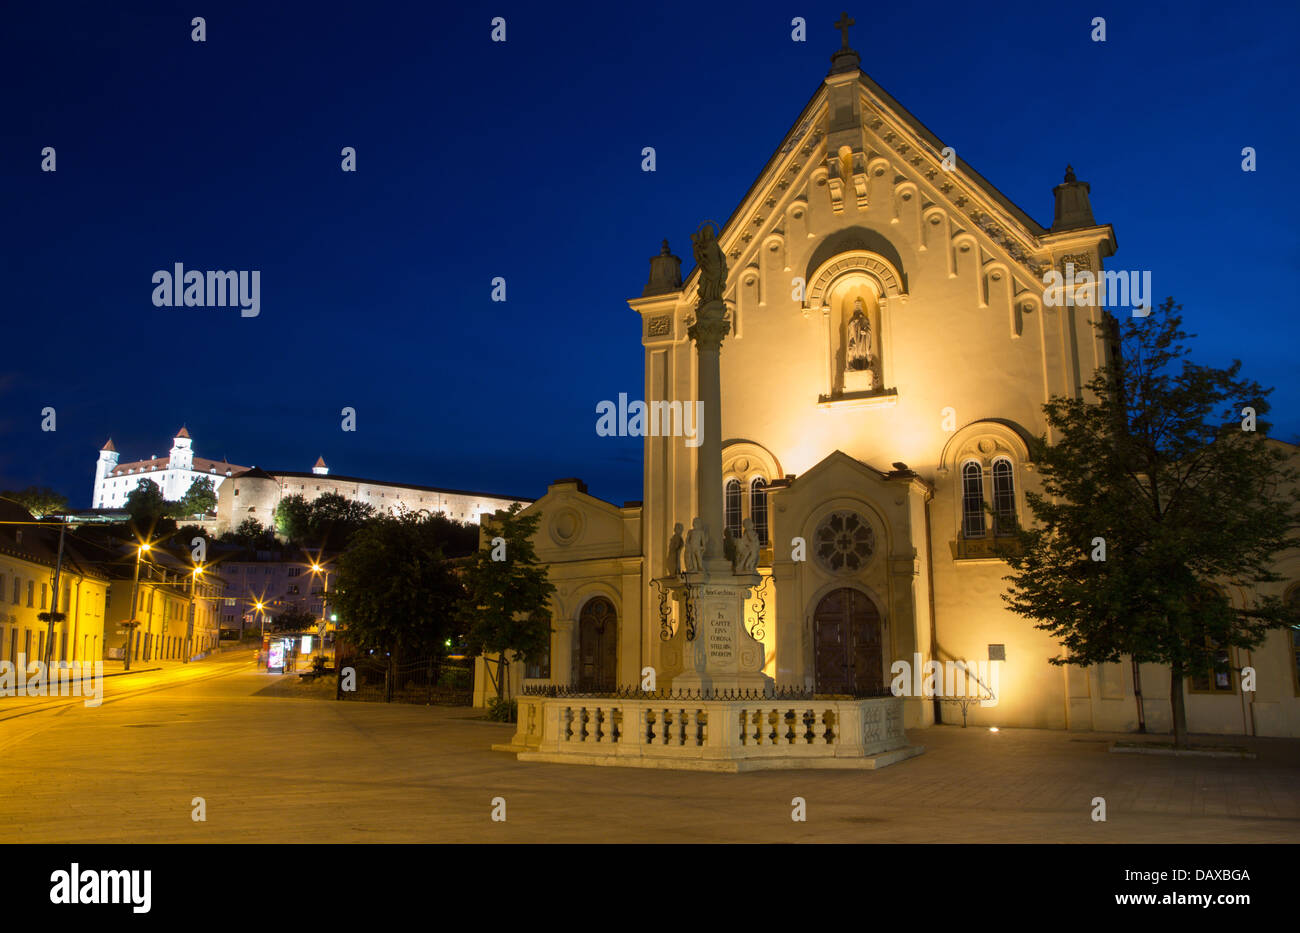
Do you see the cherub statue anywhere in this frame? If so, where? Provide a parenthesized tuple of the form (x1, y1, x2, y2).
(666, 522, 684, 576)
(684, 517, 707, 573)
(733, 517, 760, 574)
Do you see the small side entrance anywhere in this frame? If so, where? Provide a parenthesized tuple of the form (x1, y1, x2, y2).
(813, 587, 884, 695)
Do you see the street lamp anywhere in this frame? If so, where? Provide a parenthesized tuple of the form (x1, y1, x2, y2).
(184, 565, 203, 665)
(125, 542, 151, 672)
(309, 562, 330, 663)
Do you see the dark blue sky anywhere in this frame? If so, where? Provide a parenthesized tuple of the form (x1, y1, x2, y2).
(2, 1, 1297, 508)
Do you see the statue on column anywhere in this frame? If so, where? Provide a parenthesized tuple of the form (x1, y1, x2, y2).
(733, 518, 760, 574)
(666, 522, 684, 577)
(684, 517, 707, 573)
(692, 223, 727, 306)
(846, 298, 873, 372)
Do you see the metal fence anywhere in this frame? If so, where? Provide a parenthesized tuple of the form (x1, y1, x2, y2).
(335, 654, 473, 706)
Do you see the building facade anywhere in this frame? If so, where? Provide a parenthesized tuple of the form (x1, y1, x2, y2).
(215, 457, 533, 536)
(509, 36, 1300, 738)
(0, 499, 111, 667)
(93, 427, 249, 509)
(101, 545, 225, 662)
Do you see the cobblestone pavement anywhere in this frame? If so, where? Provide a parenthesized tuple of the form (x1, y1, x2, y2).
(4, 654, 1298, 843)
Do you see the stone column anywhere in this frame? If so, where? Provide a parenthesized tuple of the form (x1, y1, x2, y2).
(688, 300, 729, 559)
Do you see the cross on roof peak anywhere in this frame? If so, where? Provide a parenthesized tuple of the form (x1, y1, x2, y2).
(834, 11, 855, 50)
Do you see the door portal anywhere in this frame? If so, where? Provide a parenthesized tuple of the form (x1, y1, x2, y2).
(813, 587, 883, 695)
(578, 597, 618, 691)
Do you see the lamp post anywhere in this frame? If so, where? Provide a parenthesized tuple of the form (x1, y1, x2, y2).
(310, 562, 329, 663)
(255, 600, 267, 668)
(125, 542, 151, 671)
(184, 566, 203, 664)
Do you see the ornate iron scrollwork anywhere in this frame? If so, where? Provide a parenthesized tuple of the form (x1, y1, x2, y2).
(650, 578, 675, 642)
(683, 591, 697, 641)
(746, 574, 771, 640)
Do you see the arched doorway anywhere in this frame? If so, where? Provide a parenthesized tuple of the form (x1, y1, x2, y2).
(578, 597, 618, 691)
(813, 587, 883, 695)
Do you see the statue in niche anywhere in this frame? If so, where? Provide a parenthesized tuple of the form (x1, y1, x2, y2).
(692, 223, 727, 306)
(733, 518, 760, 574)
(846, 298, 873, 372)
(684, 517, 707, 573)
(666, 522, 684, 577)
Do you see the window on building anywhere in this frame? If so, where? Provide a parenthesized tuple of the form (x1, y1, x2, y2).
(27, 580, 35, 608)
(750, 477, 769, 545)
(961, 461, 985, 538)
(11, 578, 18, 604)
(724, 479, 742, 540)
(1189, 640, 1235, 693)
(288, 568, 301, 577)
(992, 458, 1016, 536)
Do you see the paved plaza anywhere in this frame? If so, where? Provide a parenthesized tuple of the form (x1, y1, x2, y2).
(3, 652, 1298, 843)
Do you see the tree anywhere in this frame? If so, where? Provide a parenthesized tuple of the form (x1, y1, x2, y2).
(221, 517, 276, 549)
(457, 504, 555, 700)
(270, 607, 318, 633)
(173, 477, 217, 518)
(275, 492, 374, 550)
(1, 486, 68, 518)
(331, 511, 465, 658)
(1003, 299, 1300, 747)
(273, 494, 313, 542)
(124, 478, 166, 521)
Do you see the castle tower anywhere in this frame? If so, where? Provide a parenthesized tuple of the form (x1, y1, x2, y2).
(169, 425, 194, 472)
(312, 456, 329, 476)
(93, 439, 120, 508)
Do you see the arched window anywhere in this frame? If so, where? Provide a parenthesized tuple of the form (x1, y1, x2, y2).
(992, 458, 1016, 536)
(961, 461, 984, 538)
(750, 477, 768, 545)
(725, 479, 742, 540)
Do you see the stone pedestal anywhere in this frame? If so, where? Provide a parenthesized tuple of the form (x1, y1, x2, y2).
(844, 368, 875, 393)
(672, 558, 774, 695)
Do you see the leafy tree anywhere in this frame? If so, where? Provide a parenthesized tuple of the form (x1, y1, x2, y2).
(274, 494, 313, 542)
(173, 477, 217, 518)
(123, 479, 177, 539)
(1003, 299, 1300, 747)
(275, 492, 374, 550)
(457, 504, 555, 700)
(332, 511, 465, 658)
(221, 517, 276, 549)
(1, 486, 69, 518)
(271, 607, 318, 633)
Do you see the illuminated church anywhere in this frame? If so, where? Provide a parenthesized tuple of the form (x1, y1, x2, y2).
(504, 22, 1300, 739)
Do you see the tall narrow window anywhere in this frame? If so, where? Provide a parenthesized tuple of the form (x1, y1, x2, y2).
(750, 477, 769, 545)
(961, 461, 985, 538)
(725, 479, 742, 540)
(992, 459, 1016, 536)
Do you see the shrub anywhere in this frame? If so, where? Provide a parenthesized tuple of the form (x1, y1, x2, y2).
(486, 697, 517, 723)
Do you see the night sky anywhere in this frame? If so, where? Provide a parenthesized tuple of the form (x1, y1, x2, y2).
(2, 1, 1297, 508)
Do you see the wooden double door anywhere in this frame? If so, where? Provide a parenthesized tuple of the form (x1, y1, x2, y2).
(813, 587, 884, 696)
(578, 597, 618, 691)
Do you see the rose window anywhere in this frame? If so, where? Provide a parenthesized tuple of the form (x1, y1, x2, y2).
(814, 511, 875, 572)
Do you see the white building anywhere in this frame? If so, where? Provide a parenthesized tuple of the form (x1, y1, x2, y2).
(92, 427, 249, 509)
(215, 456, 534, 535)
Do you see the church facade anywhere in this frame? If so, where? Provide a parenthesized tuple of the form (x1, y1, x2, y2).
(510, 33, 1300, 739)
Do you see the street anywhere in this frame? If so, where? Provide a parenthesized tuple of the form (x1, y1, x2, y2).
(3, 651, 1298, 843)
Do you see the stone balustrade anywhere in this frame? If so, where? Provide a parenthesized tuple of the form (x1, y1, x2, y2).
(501, 694, 920, 771)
